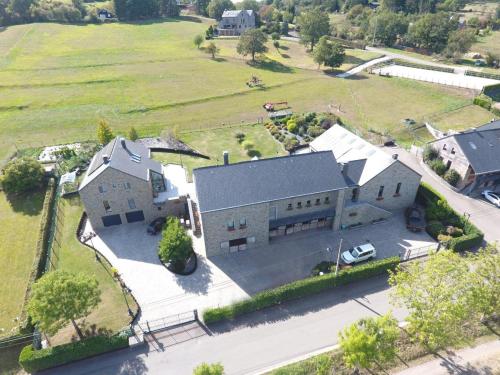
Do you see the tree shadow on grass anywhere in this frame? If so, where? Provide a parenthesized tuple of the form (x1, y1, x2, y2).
(279, 45, 289, 51)
(4, 189, 44, 216)
(247, 149, 261, 158)
(69, 321, 114, 342)
(247, 59, 293, 73)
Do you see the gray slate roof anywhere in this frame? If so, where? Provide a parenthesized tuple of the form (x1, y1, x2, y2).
(221, 9, 254, 18)
(80, 137, 162, 190)
(193, 151, 347, 213)
(454, 128, 500, 175)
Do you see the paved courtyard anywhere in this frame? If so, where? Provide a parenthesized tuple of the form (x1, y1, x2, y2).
(83, 211, 435, 324)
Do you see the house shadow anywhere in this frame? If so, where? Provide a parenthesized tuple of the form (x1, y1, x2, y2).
(208, 274, 392, 334)
(247, 59, 293, 73)
(4, 189, 44, 216)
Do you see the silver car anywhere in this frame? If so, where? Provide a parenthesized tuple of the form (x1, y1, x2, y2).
(481, 190, 500, 208)
(341, 243, 376, 264)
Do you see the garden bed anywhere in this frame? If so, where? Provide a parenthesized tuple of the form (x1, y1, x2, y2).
(163, 252, 198, 276)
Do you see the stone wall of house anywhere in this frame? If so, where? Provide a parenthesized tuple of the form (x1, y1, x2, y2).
(200, 203, 269, 257)
(268, 191, 340, 221)
(79, 168, 166, 231)
(431, 137, 471, 188)
(352, 161, 421, 211)
(340, 202, 392, 228)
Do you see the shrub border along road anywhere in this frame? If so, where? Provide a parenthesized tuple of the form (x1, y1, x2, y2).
(203, 257, 400, 324)
(19, 334, 128, 373)
(416, 182, 484, 252)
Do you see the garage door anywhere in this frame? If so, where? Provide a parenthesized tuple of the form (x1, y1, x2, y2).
(102, 214, 122, 227)
(125, 210, 145, 223)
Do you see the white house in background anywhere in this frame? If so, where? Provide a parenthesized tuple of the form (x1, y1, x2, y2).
(309, 124, 422, 228)
(217, 10, 255, 36)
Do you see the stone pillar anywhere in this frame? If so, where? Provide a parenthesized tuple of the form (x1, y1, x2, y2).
(333, 189, 346, 231)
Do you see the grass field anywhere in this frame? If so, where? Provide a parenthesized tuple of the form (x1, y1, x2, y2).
(153, 124, 286, 178)
(0, 190, 45, 337)
(48, 196, 137, 345)
(429, 104, 496, 131)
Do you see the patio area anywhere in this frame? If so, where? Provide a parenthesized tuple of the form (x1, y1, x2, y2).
(82, 210, 435, 324)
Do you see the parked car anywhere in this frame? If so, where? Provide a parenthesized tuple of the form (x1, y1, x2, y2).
(481, 190, 500, 207)
(147, 217, 166, 235)
(405, 206, 425, 232)
(341, 243, 376, 265)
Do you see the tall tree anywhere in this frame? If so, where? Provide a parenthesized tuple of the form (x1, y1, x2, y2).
(368, 11, 408, 46)
(128, 126, 139, 141)
(97, 119, 114, 145)
(7, 0, 35, 22)
(236, 28, 268, 61)
(125, 0, 160, 20)
(195, 0, 209, 16)
(313, 36, 345, 69)
(27, 271, 101, 339)
(207, 0, 235, 21)
(389, 251, 472, 350)
(339, 313, 399, 371)
(160, 0, 180, 17)
(297, 8, 330, 50)
(113, 0, 127, 19)
(408, 12, 458, 52)
(444, 28, 476, 60)
(238, 0, 259, 12)
(1, 157, 44, 194)
(206, 42, 220, 59)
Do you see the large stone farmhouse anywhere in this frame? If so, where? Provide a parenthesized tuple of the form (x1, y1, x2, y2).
(79, 137, 186, 230)
(217, 10, 255, 36)
(427, 120, 500, 192)
(308, 124, 422, 229)
(193, 152, 347, 256)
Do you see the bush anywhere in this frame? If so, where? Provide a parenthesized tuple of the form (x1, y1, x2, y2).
(203, 257, 400, 324)
(447, 230, 484, 252)
(429, 158, 447, 176)
(416, 182, 446, 206)
(235, 132, 245, 143)
(19, 335, 128, 373)
(443, 169, 460, 187)
(1, 157, 45, 194)
(425, 200, 456, 223)
(446, 226, 463, 238)
(158, 217, 193, 271)
(307, 126, 325, 138)
(426, 220, 445, 239)
(283, 138, 299, 151)
(286, 120, 298, 133)
(473, 95, 492, 110)
(422, 145, 438, 162)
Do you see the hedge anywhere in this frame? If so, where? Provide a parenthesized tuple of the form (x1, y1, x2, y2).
(466, 70, 500, 81)
(19, 178, 57, 333)
(416, 183, 484, 251)
(19, 334, 128, 373)
(203, 257, 400, 324)
(473, 95, 492, 111)
(393, 59, 454, 73)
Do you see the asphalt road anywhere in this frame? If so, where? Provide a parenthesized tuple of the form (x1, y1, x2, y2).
(42, 275, 406, 375)
(388, 147, 500, 244)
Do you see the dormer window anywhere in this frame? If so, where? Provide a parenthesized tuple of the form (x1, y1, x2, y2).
(151, 170, 166, 193)
(450, 148, 455, 154)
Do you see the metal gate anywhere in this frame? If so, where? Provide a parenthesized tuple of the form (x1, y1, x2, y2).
(138, 310, 197, 334)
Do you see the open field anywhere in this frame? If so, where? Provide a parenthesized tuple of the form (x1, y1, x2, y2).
(153, 124, 286, 178)
(0, 190, 44, 337)
(428, 104, 496, 131)
(471, 30, 500, 57)
(0, 18, 487, 164)
(460, 1, 499, 20)
(48, 196, 137, 345)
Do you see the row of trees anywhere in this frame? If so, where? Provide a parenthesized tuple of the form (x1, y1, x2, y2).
(113, 0, 179, 20)
(339, 247, 499, 372)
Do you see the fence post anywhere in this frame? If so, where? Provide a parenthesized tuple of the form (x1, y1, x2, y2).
(146, 321, 151, 333)
(193, 309, 198, 321)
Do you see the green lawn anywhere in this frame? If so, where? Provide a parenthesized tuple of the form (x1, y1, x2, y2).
(0, 18, 483, 163)
(428, 104, 495, 132)
(0, 190, 44, 338)
(153, 124, 286, 178)
(48, 196, 137, 345)
(471, 30, 500, 57)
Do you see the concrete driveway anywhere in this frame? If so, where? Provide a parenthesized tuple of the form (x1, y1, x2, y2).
(83, 211, 434, 324)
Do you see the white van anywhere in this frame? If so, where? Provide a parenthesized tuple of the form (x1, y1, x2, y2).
(341, 243, 376, 264)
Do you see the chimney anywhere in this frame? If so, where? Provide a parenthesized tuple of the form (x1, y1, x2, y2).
(120, 138, 127, 149)
(392, 154, 399, 160)
(223, 151, 229, 166)
(102, 154, 109, 164)
(341, 162, 349, 177)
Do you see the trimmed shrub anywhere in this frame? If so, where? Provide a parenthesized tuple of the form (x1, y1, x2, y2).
(283, 138, 299, 151)
(158, 217, 193, 271)
(473, 95, 492, 110)
(286, 120, 298, 134)
(416, 182, 446, 205)
(203, 257, 400, 324)
(426, 220, 445, 239)
(447, 231, 483, 252)
(422, 145, 438, 162)
(19, 335, 128, 373)
(443, 169, 460, 187)
(429, 158, 447, 176)
(1, 157, 45, 194)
